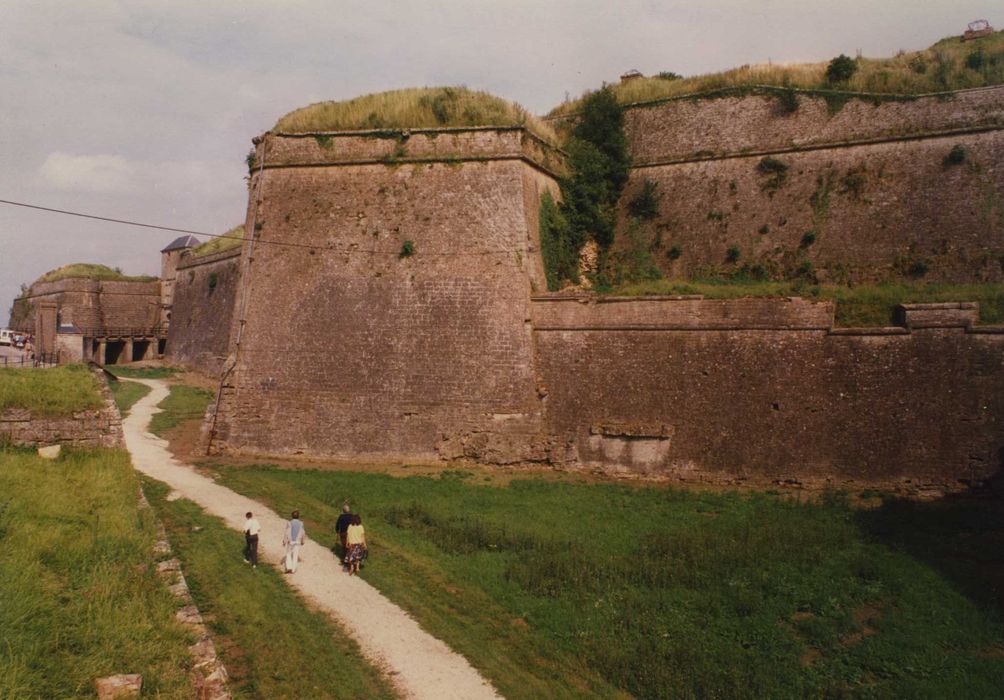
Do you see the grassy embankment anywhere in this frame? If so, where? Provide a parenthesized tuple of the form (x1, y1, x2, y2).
(0, 363, 104, 415)
(609, 279, 1004, 327)
(210, 465, 1004, 699)
(0, 448, 193, 699)
(190, 225, 244, 258)
(34, 263, 156, 284)
(550, 30, 1004, 116)
(274, 86, 558, 144)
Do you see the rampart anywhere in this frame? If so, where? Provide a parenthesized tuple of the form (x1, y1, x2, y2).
(165, 248, 241, 375)
(532, 296, 1004, 491)
(210, 127, 562, 460)
(12, 278, 162, 334)
(616, 88, 1004, 283)
(0, 370, 124, 449)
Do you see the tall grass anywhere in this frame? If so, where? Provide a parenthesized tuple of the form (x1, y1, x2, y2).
(213, 466, 1004, 699)
(274, 86, 558, 144)
(0, 363, 104, 415)
(0, 448, 191, 699)
(549, 31, 1004, 116)
(609, 279, 1004, 327)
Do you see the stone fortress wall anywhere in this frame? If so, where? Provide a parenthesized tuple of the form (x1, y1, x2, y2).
(611, 87, 1004, 282)
(201, 84, 1004, 491)
(165, 247, 242, 375)
(208, 128, 562, 461)
(10, 278, 162, 334)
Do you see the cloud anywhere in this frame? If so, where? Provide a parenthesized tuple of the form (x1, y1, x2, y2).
(39, 152, 137, 193)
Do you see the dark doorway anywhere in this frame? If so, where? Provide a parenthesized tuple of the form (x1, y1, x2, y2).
(132, 340, 150, 361)
(104, 340, 125, 365)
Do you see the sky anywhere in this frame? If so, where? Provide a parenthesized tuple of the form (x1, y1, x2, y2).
(0, 0, 1000, 319)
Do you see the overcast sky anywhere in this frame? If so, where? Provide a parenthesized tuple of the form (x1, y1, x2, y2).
(1, 0, 1000, 319)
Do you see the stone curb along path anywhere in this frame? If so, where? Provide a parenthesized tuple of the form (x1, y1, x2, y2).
(121, 379, 503, 700)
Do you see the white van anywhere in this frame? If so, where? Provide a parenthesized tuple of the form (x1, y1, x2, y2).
(0, 329, 12, 346)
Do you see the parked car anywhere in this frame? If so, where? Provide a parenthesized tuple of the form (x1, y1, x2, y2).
(0, 329, 11, 346)
(13, 334, 26, 349)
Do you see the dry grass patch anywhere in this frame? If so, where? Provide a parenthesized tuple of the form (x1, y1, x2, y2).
(190, 226, 244, 258)
(274, 86, 558, 144)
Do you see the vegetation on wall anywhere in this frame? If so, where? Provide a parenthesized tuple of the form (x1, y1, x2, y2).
(538, 88, 631, 290)
(33, 263, 155, 284)
(549, 31, 1004, 116)
(190, 226, 244, 257)
(825, 54, 859, 84)
(274, 87, 557, 144)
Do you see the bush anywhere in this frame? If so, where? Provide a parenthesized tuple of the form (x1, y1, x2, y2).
(538, 192, 578, 290)
(826, 54, 858, 83)
(966, 47, 986, 71)
(777, 88, 799, 115)
(627, 180, 661, 220)
(399, 240, 415, 258)
(667, 245, 682, 260)
(725, 246, 741, 263)
(657, 71, 682, 81)
(944, 145, 968, 167)
(801, 231, 818, 248)
(757, 156, 789, 191)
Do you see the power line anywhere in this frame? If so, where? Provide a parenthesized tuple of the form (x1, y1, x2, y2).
(0, 196, 516, 257)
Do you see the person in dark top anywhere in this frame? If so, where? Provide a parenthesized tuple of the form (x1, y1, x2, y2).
(335, 503, 354, 560)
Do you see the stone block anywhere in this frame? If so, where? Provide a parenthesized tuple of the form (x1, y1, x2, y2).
(94, 674, 142, 699)
(37, 445, 61, 460)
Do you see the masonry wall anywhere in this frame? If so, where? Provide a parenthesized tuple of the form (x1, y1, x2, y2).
(11, 279, 162, 333)
(0, 370, 124, 449)
(211, 128, 562, 461)
(616, 89, 1004, 283)
(165, 249, 241, 375)
(533, 296, 1004, 491)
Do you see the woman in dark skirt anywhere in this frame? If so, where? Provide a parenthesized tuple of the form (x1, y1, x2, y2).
(344, 514, 367, 575)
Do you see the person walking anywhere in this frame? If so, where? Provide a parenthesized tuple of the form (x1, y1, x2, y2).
(344, 514, 367, 576)
(282, 510, 306, 573)
(335, 503, 354, 561)
(243, 511, 261, 568)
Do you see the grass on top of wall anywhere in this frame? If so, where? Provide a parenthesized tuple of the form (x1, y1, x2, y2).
(141, 477, 397, 699)
(0, 363, 104, 416)
(211, 465, 1004, 700)
(33, 263, 156, 284)
(190, 226, 244, 258)
(274, 86, 558, 144)
(0, 448, 192, 699)
(608, 279, 1004, 327)
(549, 31, 1004, 116)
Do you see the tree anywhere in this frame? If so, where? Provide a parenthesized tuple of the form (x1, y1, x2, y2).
(825, 54, 858, 84)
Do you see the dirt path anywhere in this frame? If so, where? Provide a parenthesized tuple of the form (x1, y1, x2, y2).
(122, 379, 502, 700)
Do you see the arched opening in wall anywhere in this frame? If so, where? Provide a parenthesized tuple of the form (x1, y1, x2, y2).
(104, 340, 125, 365)
(132, 340, 150, 362)
(157, 339, 167, 355)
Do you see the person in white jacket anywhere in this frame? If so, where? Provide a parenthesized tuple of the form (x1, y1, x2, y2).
(282, 510, 306, 573)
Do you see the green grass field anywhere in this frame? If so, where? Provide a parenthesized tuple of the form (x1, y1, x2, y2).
(141, 478, 397, 699)
(109, 380, 151, 417)
(210, 465, 1004, 699)
(0, 363, 104, 416)
(0, 448, 192, 699)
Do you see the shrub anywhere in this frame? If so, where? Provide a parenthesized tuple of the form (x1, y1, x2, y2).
(725, 246, 741, 263)
(245, 149, 257, 172)
(801, 231, 818, 247)
(777, 88, 799, 115)
(758, 224, 770, 235)
(908, 55, 928, 74)
(908, 259, 930, 277)
(966, 47, 986, 71)
(399, 240, 415, 258)
(944, 145, 968, 167)
(667, 245, 682, 260)
(757, 156, 789, 191)
(825, 54, 858, 83)
(656, 71, 682, 81)
(207, 272, 219, 290)
(538, 192, 578, 290)
(627, 180, 661, 220)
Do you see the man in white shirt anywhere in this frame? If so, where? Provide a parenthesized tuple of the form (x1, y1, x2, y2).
(243, 511, 261, 568)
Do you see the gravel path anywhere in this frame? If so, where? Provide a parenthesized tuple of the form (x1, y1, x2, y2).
(122, 379, 502, 700)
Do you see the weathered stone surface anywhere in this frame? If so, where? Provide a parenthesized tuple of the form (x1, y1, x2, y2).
(94, 674, 142, 700)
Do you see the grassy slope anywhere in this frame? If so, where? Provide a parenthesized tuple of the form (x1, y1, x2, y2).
(212, 466, 1004, 699)
(34, 263, 156, 284)
(142, 478, 396, 700)
(550, 30, 1004, 116)
(109, 380, 151, 418)
(609, 279, 1004, 326)
(190, 226, 244, 258)
(0, 364, 104, 415)
(0, 448, 192, 699)
(150, 385, 214, 436)
(274, 86, 558, 144)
